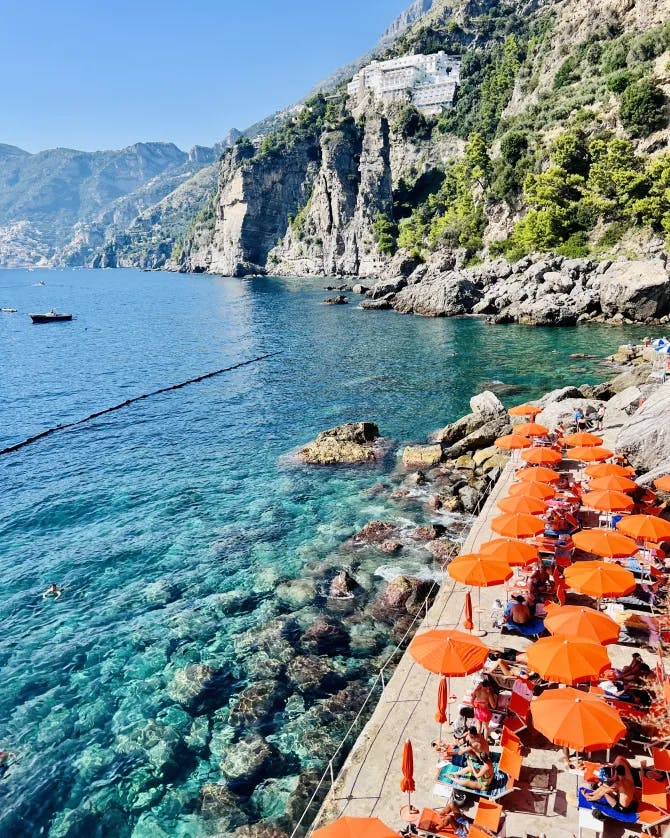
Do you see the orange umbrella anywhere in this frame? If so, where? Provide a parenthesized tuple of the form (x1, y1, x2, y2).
(530, 687, 626, 752)
(314, 818, 401, 838)
(498, 495, 547, 515)
(509, 481, 556, 500)
(491, 513, 545, 538)
(572, 528, 638, 558)
(408, 629, 489, 675)
(582, 489, 634, 513)
(589, 475, 637, 493)
(564, 560, 636, 599)
(463, 592, 474, 632)
(654, 475, 670, 492)
(509, 404, 542, 417)
(480, 538, 539, 567)
(513, 422, 549, 438)
(617, 515, 670, 543)
(448, 553, 513, 587)
(585, 463, 634, 479)
(400, 739, 415, 808)
(563, 432, 603, 448)
(570, 447, 613, 463)
(521, 448, 562, 465)
(495, 434, 532, 451)
(409, 630, 489, 722)
(544, 604, 620, 645)
(517, 466, 561, 484)
(526, 636, 611, 684)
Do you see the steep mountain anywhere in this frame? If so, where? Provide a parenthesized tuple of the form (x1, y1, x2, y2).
(176, 0, 670, 296)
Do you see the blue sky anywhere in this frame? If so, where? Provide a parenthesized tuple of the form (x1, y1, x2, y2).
(1, 0, 412, 153)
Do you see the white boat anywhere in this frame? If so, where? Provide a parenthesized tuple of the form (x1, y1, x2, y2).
(1, 308, 17, 313)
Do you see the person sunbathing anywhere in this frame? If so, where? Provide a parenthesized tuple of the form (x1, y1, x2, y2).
(451, 755, 494, 792)
(584, 764, 638, 814)
(434, 803, 470, 836)
(509, 595, 531, 625)
(458, 726, 490, 760)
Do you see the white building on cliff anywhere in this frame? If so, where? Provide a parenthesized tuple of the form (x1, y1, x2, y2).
(347, 52, 461, 115)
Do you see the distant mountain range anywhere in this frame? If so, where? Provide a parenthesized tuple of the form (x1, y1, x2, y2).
(0, 2, 434, 268)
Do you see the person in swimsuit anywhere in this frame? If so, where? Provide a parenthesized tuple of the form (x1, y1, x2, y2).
(452, 755, 494, 791)
(509, 595, 531, 625)
(472, 677, 496, 741)
(584, 764, 638, 813)
(435, 802, 470, 836)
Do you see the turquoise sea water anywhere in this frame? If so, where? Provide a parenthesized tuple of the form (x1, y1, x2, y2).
(0, 269, 648, 836)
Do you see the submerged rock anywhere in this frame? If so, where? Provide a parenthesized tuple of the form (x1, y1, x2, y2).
(200, 783, 246, 826)
(220, 735, 281, 790)
(298, 422, 381, 465)
(287, 655, 345, 696)
(329, 570, 358, 598)
(370, 576, 435, 625)
(227, 680, 288, 729)
(301, 616, 350, 656)
(353, 520, 399, 544)
(166, 664, 228, 712)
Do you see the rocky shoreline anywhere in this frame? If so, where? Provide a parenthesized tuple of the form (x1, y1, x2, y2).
(346, 254, 670, 327)
(200, 341, 668, 838)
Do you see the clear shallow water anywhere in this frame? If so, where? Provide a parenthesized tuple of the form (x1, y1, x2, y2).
(0, 269, 648, 836)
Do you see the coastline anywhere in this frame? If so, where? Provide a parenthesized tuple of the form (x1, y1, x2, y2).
(296, 341, 670, 836)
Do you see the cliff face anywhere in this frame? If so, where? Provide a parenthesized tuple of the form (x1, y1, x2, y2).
(268, 117, 393, 277)
(179, 142, 320, 276)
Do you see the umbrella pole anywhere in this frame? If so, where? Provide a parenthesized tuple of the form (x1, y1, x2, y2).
(473, 587, 487, 637)
(446, 676, 450, 726)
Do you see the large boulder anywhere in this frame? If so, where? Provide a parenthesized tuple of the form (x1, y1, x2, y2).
(370, 576, 435, 625)
(286, 655, 345, 696)
(199, 783, 246, 827)
(298, 422, 381, 465)
(353, 520, 399, 545)
(392, 273, 482, 317)
(445, 415, 511, 457)
(615, 383, 670, 475)
(431, 411, 492, 446)
(227, 680, 288, 729)
(402, 444, 443, 468)
(610, 364, 654, 393)
(538, 398, 602, 430)
(600, 260, 670, 321)
(537, 386, 584, 407)
(470, 390, 504, 416)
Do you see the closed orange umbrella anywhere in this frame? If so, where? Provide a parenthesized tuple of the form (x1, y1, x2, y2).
(463, 592, 474, 631)
(589, 475, 637, 493)
(564, 560, 636, 599)
(563, 432, 603, 448)
(521, 448, 562, 465)
(526, 636, 611, 684)
(314, 818, 401, 838)
(509, 404, 542, 416)
(617, 515, 670, 543)
(654, 475, 670, 492)
(491, 513, 545, 538)
(573, 528, 638, 558)
(498, 495, 547, 515)
(400, 739, 415, 808)
(513, 422, 549, 438)
(448, 553, 513, 587)
(530, 687, 626, 752)
(585, 463, 634, 479)
(480, 538, 539, 566)
(495, 434, 532, 450)
(570, 447, 613, 463)
(517, 466, 561, 484)
(544, 604, 620, 645)
(435, 675, 448, 735)
(509, 481, 556, 500)
(582, 489, 634, 512)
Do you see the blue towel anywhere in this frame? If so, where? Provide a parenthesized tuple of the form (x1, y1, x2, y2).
(578, 788, 639, 823)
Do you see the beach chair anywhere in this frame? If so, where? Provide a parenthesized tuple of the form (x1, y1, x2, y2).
(471, 799, 505, 836)
(415, 808, 459, 838)
(503, 685, 533, 735)
(578, 787, 670, 834)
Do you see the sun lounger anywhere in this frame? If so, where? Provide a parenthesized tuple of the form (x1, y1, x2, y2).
(578, 787, 670, 833)
(415, 808, 461, 838)
(501, 602, 545, 639)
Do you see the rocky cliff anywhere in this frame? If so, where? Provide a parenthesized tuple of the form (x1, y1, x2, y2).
(175, 0, 670, 310)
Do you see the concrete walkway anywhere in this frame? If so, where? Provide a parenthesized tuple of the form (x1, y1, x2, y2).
(312, 450, 664, 837)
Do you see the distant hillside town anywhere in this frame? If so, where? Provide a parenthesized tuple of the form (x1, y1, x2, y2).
(347, 51, 461, 114)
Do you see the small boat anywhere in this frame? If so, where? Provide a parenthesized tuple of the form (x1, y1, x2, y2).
(1, 308, 17, 313)
(34, 280, 46, 286)
(29, 310, 73, 324)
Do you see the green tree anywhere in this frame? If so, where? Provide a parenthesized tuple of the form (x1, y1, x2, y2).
(500, 131, 529, 166)
(619, 80, 667, 137)
(372, 213, 398, 255)
(550, 130, 590, 176)
(464, 132, 492, 187)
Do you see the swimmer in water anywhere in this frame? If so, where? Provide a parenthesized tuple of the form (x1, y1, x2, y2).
(42, 583, 62, 600)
